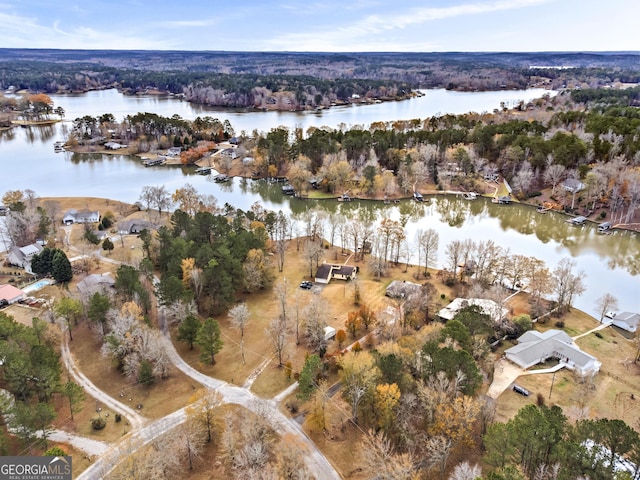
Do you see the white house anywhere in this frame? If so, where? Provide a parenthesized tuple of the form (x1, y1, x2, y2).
(562, 178, 585, 194)
(104, 142, 127, 150)
(608, 312, 640, 334)
(62, 209, 100, 225)
(6, 244, 43, 274)
(220, 148, 237, 159)
(438, 298, 508, 324)
(505, 329, 601, 376)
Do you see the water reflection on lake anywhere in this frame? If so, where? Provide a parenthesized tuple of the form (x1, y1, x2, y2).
(0, 88, 637, 316)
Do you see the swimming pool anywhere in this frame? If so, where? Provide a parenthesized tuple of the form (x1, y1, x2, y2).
(22, 279, 54, 293)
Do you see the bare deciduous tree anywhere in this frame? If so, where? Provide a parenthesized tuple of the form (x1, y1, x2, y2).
(544, 161, 566, 197)
(595, 293, 618, 323)
(553, 258, 586, 313)
(229, 303, 250, 364)
(266, 315, 289, 367)
(359, 429, 416, 480)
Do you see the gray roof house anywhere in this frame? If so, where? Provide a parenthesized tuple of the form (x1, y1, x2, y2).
(7, 243, 43, 274)
(62, 209, 100, 225)
(385, 280, 422, 299)
(562, 178, 585, 194)
(438, 298, 508, 324)
(505, 329, 601, 376)
(118, 219, 155, 235)
(315, 264, 358, 284)
(609, 312, 640, 334)
(77, 273, 115, 296)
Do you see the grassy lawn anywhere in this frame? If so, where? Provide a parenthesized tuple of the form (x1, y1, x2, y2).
(495, 317, 640, 428)
(69, 322, 199, 421)
(8, 196, 638, 478)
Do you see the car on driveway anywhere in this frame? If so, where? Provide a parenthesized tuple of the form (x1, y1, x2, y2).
(513, 384, 529, 396)
(300, 281, 313, 290)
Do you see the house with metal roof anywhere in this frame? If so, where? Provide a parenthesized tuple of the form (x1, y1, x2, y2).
(608, 312, 640, 334)
(62, 209, 100, 225)
(438, 297, 508, 324)
(0, 284, 26, 304)
(505, 329, 601, 376)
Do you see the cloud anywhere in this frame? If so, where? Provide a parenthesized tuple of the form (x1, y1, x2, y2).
(352, 0, 551, 34)
(266, 0, 552, 51)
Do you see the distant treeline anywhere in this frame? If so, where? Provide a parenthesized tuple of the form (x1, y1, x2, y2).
(2, 49, 640, 109)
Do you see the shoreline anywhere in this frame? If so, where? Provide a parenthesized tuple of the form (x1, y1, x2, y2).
(16, 194, 605, 328)
(37, 143, 640, 234)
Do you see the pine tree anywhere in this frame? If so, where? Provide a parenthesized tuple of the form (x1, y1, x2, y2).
(178, 314, 201, 350)
(102, 237, 114, 255)
(51, 250, 72, 283)
(195, 318, 223, 364)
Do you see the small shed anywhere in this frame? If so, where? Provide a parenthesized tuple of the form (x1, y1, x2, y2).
(324, 326, 336, 341)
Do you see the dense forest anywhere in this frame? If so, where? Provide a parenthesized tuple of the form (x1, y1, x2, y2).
(1, 49, 640, 109)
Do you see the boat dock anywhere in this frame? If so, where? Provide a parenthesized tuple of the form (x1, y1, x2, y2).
(143, 158, 165, 167)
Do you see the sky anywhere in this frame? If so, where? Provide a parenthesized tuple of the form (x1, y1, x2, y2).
(1, 0, 639, 52)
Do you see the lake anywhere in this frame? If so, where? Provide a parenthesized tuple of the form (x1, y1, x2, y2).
(0, 88, 637, 317)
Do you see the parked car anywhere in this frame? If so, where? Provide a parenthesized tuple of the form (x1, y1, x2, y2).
(0, 299, 8, 307)
(513, 384, 529, 396)
(299, 281, 313, 290)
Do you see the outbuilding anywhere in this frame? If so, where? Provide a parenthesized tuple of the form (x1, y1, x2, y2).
(0, 284, 26, 304)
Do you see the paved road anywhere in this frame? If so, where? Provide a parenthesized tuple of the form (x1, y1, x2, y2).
(160, 330, 341, 480)
(76, 309, 340, 480)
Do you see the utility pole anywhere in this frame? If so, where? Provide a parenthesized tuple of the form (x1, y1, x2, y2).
(549, 371, 557, 400)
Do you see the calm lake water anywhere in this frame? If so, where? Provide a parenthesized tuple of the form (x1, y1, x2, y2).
(0, 88, 637, 317)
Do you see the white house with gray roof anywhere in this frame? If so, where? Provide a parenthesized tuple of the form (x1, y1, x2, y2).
(62, 209, 100, 225)
(505, 329, 601, 376)
(608, 312, 640, 334)
(438, 297, 508, 324)
(6, 243, 43, 274)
